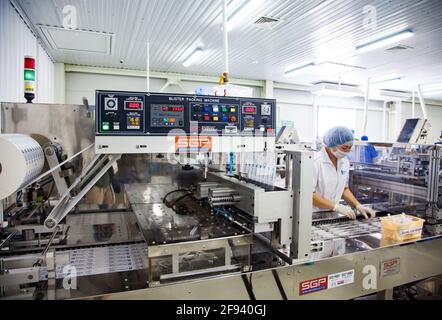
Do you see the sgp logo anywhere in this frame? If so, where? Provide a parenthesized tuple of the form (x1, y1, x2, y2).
(175, 136, 212, 151)
(299, 276, 328, 295)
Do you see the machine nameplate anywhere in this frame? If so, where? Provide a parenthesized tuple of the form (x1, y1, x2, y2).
(380, 258, 401, 277)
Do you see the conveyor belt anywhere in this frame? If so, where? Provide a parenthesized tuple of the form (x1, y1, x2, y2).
(312, 218, 382, 241)
(39, 243, 148, 280)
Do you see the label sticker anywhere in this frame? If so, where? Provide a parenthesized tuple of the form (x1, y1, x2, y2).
(328, 269, 355, 288)
(299, 276, 328, 295)
(380, 258, 401, 277)
(299, 270, 355, 295)
(399, 228, 422, 236)
(175, 136, 212, 152)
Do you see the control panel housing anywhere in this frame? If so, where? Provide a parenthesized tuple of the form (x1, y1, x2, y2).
(96, 90, 276, 136)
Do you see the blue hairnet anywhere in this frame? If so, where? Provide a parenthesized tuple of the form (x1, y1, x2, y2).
(323, 126, 354, 148)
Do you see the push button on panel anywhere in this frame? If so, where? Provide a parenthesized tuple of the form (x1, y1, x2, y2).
(102, 122, 110, 131)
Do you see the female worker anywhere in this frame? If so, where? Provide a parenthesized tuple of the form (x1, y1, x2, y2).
(313, 126, 376, 219)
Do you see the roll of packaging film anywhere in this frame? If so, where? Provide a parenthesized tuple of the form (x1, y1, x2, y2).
(0, 134, 45, 199)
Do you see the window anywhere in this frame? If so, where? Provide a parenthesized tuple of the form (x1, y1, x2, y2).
(317, 106, 356, 138)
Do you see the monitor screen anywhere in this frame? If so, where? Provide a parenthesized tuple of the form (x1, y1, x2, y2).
(397, 119, 419, 143)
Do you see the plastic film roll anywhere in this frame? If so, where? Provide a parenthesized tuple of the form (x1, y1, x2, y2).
(0, 134, 45, 199)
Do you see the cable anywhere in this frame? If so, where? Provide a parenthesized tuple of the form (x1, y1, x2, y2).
(43, 182, 55, 205)
(162, 189, 189, 204)
(171, 193, 194, 206)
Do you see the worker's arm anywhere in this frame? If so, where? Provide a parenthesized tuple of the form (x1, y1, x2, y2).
(342, 187, 360, 208)
(313, 192, 336, 210)
(313, 192, 356, 219)
(342, 187, 376, 219)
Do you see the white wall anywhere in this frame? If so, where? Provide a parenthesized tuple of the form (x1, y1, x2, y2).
(274, 88, 386, 142)
(0, 0, 54, 103)
(65, 72, 262, 105)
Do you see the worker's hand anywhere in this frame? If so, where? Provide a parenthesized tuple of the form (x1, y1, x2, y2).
(356, 205, 376, 219)
(334, 204, 356, 220)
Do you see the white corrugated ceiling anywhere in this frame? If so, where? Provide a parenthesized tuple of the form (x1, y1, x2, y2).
(12, 0, 442, 99)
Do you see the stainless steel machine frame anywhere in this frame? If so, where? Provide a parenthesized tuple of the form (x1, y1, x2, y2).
(1, 101, 442, 300)
(85, 237, 442, 300)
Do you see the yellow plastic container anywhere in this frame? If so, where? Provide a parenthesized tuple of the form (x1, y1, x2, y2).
(380, 214, 425, 242)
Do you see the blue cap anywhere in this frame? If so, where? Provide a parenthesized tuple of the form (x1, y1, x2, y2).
(361, 135, 368, 141)
(323, 126, 354, 148)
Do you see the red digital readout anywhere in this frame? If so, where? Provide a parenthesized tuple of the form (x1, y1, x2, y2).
(162, 106, 183, 112)
(243, 106, 256, 114)
(126, 102, 142, 109)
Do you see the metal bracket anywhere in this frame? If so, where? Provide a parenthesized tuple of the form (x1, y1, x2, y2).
(44, 154, 121, 229)
(44, 143, 69, 197)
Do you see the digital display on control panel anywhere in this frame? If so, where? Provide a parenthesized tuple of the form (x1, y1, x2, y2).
(124, 101, 143, 110)
(242, 106, 257, 114)
(151, 104, 184, 128)
(127, 114, 141, 129)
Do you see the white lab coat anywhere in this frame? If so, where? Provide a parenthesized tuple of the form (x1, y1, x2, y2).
(312, 148, 350, 212)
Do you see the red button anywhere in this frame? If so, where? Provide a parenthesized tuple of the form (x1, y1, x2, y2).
(267, 128, 273, 133)
(230, 116, 237, 122)
(204, 116, 210, 121)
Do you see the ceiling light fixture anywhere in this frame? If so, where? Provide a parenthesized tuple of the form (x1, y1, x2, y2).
(312, 83, 363, 97)
(314, 89, 362, 97)
(182, 48, 204, 67)
(355, 29, 414, 54)
(371, 75, 404, 84)
(227, 0, 264, 32)
(284, 63, 315, 77)
(424, 90, 442, 95)
(423, 83, 442, 92)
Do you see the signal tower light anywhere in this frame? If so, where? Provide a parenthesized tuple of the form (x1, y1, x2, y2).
(24, 56, 36, 103)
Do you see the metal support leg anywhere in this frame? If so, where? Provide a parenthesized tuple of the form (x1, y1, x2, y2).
(46, 250, 56, 300)
(377, 288, 394, 300)
(172, 253, 179, 274)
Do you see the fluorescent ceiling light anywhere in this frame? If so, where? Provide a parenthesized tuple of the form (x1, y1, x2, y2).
(285, 63, 315, 77)
(355, 29, 414, 54)
(312, 83, 363, 97)
(424, 90, 442, 95)
(182, 48, 204, 67)
(423, 83, 442, 92)
(314, 89, 362, 97)
(312, 61, 365, 76)
(373, 89, 411, 101)
(227, 0, 264, 32)
(371, 74, 404, 84)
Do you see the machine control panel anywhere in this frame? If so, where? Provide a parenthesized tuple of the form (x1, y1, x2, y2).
(151, 104, 185, 128)
(99, 93, 145, 133)
(96, 90, 276, 136)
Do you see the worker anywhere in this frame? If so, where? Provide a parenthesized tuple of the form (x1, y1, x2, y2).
(85, 168, 118, 206)
(436, 130, 442, 145)
(360, 135, 379, 164)
(313, 126, 376, 219)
